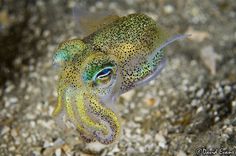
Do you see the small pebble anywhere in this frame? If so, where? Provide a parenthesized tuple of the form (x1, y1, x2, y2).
(107, 145, 120, 155)
(8, 146, 16, 151)
(196, 106, 204, 114)
(5, 84, 15, 93)
(155, 133, 167, 145)
(127, 147, 135, 153)
(196, 89, 204, 98)
(9, 97, 18, 104)
(158, 141, 167, 149)
(10, 129, 18, 137)
(55, 148, 62, 156)
(54, 138, 65, 146)
(62, 144, 71, 154)
(43, 140, 53, 148)
(1, 126, 10, 135)
(95, 1, 104, 9)
(177, 150, 187, 156)
(164, 5, 174, 14)
(134, 116, 143, 122)
(231, 118, 236, 126)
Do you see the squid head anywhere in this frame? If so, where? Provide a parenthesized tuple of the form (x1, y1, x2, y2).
(53, 39, 121, 145)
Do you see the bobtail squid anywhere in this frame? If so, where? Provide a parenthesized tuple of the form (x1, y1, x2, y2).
(52, 13, 187, 145)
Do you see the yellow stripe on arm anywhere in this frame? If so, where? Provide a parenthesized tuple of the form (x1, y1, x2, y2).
(63, 90, 88, 134)
(52, 93, 63, 117)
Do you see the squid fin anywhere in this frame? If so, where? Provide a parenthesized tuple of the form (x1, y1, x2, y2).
(73, 6, 120, 36)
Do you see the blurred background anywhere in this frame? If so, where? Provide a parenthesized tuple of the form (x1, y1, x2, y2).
(0, 0, 235, 155)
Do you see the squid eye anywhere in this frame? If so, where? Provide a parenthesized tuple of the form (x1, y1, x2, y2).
(93, 67, 114, 87)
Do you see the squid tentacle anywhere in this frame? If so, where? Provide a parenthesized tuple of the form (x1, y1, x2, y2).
(75, 91, 108, 134)
(84, 92, 121, 144)
(63, 87, 95, 143)
(52, 91, 69, 130)
(148, 34, 190, 61)
(52, 92, 63, 117)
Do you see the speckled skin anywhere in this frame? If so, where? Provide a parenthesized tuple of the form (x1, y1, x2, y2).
(52, 13, 186, 145)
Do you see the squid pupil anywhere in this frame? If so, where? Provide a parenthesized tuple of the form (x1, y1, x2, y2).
(97, 68, 112, 79)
